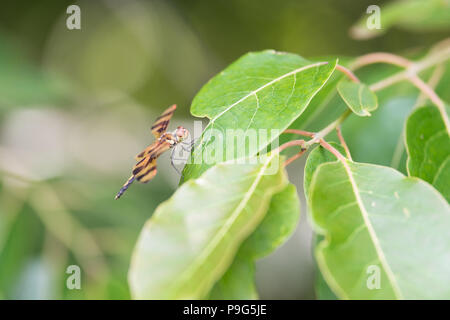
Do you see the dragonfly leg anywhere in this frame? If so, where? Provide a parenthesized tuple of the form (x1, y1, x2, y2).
(179, 138, 197, 152)
(170, 147, 183, 177)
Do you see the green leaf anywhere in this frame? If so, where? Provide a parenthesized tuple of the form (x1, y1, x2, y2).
(313, 234, 338, 300)
(183, 50, 337, 180)
(351, 0, 450, 40)
(209, 184, 301, 299)
(304, 142, 346, 199)
(240, 184, 300, 258)
(305, 144, 345, 300)
(405, 106, 450, 202)
(309, 160, 450, 299)
(208, 252, 258, 300)
(337, 80, 378, 116)
(279, 66, 347, 147)
(128, 153, 288, 299)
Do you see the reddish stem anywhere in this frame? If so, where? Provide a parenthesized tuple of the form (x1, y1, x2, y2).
(319, 139, 347, 162)
(283, 129, 315, 138)
(336, 126, 352, 161)
(351, 52, 412, 70)
(277, 139, 305, 153)
(336, 64, 360, 83)
(284, 149, 308, 166)
(276, 139, 307, 166)
(407, 74, 450, 132)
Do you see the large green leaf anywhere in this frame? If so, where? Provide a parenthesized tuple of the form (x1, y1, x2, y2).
(304, 142, 346, 199)
(304, 143, 345, 300)
(208, 251, 257, 299)
(351, 0, 450, 39)
(337, 80, 378, 116)
(209, 184, 300, 299)
(405, 106, 450, 202)
(128, 153, 287, 299)
(313, 234, 338, 300)
(182, 50, 337, 180)
(309, 160, 450, 299)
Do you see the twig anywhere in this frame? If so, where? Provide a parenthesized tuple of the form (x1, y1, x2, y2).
(369, 45, 450, 92)
(277, 139, 306, 153)
(407, 74, 450, 133)
(336, 126, 352, 160)
(283, 129, 315, 138)
(276, 139, 306, 166)
(391, 64, 445, 169)
(414, 64, 445, 108)
(278, 41, 450, 166)
(284, 148, 308, 166)
(305, 110, 352, 147)
(319, 139, 348, 163)
(351, 52, 412, 69)
(369, 72, 406, 92)
(336, 64, 360, 83)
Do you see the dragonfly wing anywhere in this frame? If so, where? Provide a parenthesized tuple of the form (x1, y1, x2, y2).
(135, 137, 173, 161)
(151, 104, 176, 139)
(133, 156, 157, 183)
(135, 141, 158, 161)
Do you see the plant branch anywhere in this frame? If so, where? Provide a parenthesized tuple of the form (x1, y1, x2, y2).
(336, 126, 352, 160)
(284, 148, 308, 166)
(277, 139, 306, 153)
(391, 64, 446, 169)
(336, 64, 360, 83)
(319, 139, 348, 162)
(278, 40, 450, 166)
(283, 129, 315, 138)
(305, 109, 352, 147)
(351, 52, 412, 69)
(369, 44, 450, 92)
(414, 64, 445, 108)
(407, 74, 450, 133)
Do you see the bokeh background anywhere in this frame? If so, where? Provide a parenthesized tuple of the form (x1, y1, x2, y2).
(0, 0, 448, 299)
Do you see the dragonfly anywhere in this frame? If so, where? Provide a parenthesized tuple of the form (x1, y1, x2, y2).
(115, 104, 191, 199)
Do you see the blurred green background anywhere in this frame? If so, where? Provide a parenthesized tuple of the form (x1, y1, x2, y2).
(0, 0, 448, 299)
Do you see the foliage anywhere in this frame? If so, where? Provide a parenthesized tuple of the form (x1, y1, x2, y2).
(310, 160, 450, 299)
(130, 41, 450, 299)
(1, 0, 449, 301)
(182, 51, 336, 179)
(405, 105, 450, 201)
(337, 80, 378, 116)
(129, 153, 287, 299)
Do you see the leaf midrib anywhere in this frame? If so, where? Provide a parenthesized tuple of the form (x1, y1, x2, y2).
(343, 161, 404, 299)
(192, 61, 329, 154)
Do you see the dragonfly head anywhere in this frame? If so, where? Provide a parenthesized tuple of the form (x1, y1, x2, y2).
(175, 126, 189, 142)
